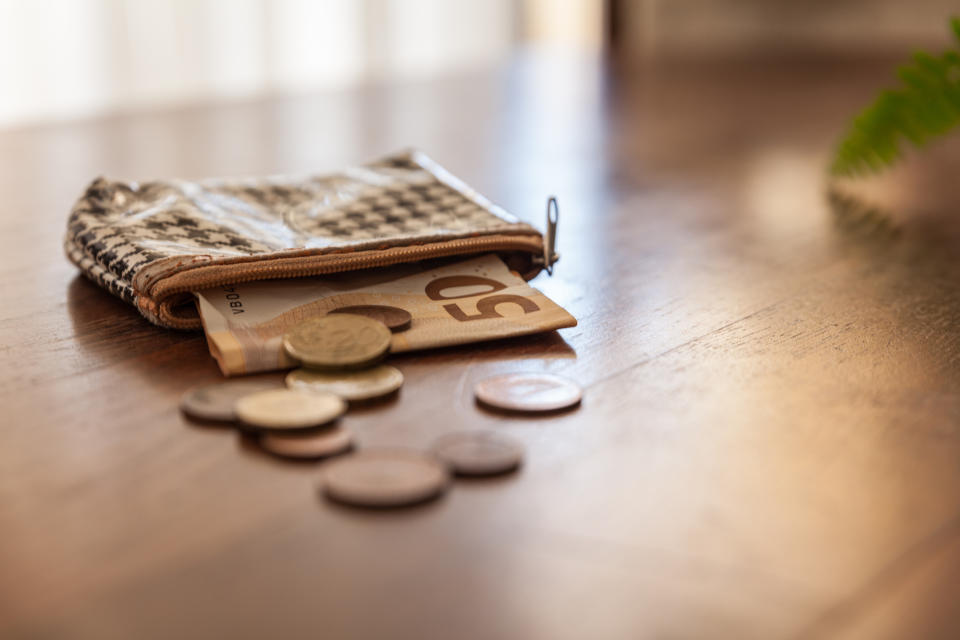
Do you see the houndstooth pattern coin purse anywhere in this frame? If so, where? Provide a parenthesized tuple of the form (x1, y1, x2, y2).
(65, 150, 558, 329)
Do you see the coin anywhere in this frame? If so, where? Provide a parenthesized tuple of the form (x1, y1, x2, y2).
(285, 365, 404, 402)
(328, 305, 412, 332)
(473, 372, 582, 413)
(234, 388, 346, 431)
(260, 426, 354, 459)
(179, 378, 284, 423)
(431, 431, 524, 476)
(282, 314, 391, 369)
(322, 450, 449, 508)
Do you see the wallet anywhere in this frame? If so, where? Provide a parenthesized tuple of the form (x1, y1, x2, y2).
(64, 150, 558, 330)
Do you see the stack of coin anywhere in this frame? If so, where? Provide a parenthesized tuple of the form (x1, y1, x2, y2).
(179, 377, 353, 460)
(246, 311, 407, 463)
(180, 299, 582, 511)
(239, 388, 353, 459)
(282, 313, 405, 405)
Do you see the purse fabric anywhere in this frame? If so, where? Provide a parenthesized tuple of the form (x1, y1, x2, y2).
(64, 150, 542, 326)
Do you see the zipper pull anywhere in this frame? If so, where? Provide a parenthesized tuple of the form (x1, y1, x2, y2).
(543, 196, 559, 275)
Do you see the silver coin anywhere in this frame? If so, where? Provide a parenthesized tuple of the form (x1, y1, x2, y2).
(235, 388, 346, 432)
(179, 378, 284, 423)
(322, 450, 449, 508)
(285, 365, 403, 402)
(431, 431, 524, 476)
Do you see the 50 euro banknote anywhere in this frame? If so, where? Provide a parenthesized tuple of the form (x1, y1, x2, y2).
(195, 254, 577, 376)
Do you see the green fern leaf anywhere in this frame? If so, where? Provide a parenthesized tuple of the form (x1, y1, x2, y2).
(830, 17, 960, 177)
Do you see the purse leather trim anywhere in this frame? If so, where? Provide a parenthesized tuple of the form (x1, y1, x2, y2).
(140, 233, 546, 329)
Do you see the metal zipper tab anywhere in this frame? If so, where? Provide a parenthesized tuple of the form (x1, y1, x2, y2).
(542, 196, 560, 275)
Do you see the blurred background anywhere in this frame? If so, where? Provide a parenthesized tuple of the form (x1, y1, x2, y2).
(1, 0, 957, 130)
(0, 0, 603, 128)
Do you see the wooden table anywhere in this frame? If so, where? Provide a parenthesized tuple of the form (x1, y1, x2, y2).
(4, 52, 960, 639)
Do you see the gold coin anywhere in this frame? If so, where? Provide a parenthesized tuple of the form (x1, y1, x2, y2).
(431, 431, 524, 476)
(474, 372, 582, 413)
(260, 426, 354, 459)
(285, 365, 404, 402)
(329, 305, 412, 332)
(321, 450, 449, 508)
(179, 378, 284, 423)
(234, 388, 346, 431)
(282, 314, 391, 369)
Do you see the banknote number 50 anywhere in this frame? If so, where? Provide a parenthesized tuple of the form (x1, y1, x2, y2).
(425, 276, 540, 322)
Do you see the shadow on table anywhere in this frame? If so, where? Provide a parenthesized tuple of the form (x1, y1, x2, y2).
(826, 183, 901, 242)
(66, 274, 215, 383)
(388, 330, 577, 367)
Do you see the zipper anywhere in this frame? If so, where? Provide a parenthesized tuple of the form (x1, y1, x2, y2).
(150, 233, 546, 303)
(535, 196, 560, 275)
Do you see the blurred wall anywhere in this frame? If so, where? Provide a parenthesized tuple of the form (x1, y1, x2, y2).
(0, 0, 520, 128)
(615, 0, 960, 59)
(523, 0, 605, 52)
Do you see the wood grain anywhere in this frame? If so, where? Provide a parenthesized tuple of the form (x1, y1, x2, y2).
(3, 52, 960, 639)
